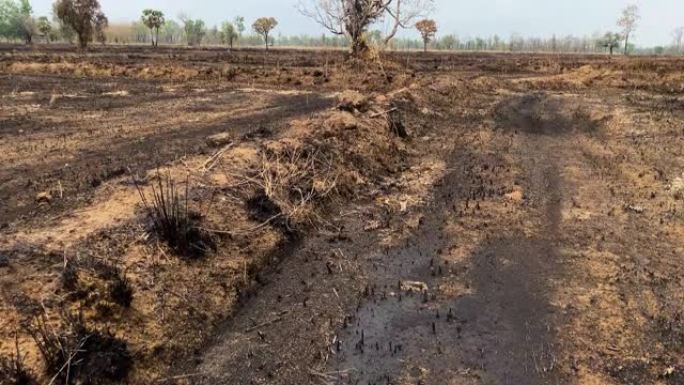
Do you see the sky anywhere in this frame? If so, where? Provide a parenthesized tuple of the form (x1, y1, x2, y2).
(29, 0, 683, 47)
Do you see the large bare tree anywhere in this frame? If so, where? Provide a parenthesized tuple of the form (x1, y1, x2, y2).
(617, 4, 639, 55)
(383, 0, 434, 46)
(298, 0, 392, 57)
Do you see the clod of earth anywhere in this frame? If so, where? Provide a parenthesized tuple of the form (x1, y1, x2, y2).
(206, 132, 234, 148)
(35, 192, 52, 204)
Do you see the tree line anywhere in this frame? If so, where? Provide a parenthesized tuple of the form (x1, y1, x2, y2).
(0, 0, 682, 57)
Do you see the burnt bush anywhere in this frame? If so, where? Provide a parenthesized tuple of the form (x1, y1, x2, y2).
(60, 260, 79, 292)
(25, 311, 132, 385)
(108, 274, 133, 309)
(136, 174, 215, 259)
(60, 257, 134, 309)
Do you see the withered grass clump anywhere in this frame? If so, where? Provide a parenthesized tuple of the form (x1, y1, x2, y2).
(25, 311, 132, 385)
(136, 173, 214, 258)
(246, 142, 341, 230)
(0, 340, 37, 385)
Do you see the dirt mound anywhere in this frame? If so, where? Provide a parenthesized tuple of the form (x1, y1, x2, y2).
(512, 62, 684, 94)
(513, 65, 622, 90)
(226, 90, 409, 231)
(4, 61, 203, 81)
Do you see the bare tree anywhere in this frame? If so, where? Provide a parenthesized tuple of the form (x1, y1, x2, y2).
(673, 27, 684, 53)
(298, 0, 392, 57)
(617, 4, 639, 55)
(415, 18, 436, 52)
(383, 0, 434, 47)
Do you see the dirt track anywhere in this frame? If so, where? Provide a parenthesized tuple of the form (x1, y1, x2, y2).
(1, 47, 683, 385)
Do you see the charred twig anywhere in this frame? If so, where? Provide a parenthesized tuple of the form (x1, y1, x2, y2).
(155, 372, 207, 383)
(244, 311, 290, 333)
(369, 107, 398, 118)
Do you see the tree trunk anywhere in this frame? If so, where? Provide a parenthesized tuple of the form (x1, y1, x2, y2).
(78, 34, 88, 49)
(423, 40, 427, 53)
(265, 33, 269, 51)
(350, 37, 368, 58)
(624, 33, 629, 55)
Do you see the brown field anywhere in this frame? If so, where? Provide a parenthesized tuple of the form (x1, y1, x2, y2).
(0, 44, 683, 385)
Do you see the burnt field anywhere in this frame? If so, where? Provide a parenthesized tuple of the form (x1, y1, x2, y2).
(1, 46, 683, 385)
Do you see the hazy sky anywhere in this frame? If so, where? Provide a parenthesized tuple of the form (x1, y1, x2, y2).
(30, 0, 683, 46)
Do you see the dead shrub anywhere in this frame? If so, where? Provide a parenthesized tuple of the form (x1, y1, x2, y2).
(25, 311, 132, 385)
(136, 173, 214, 259)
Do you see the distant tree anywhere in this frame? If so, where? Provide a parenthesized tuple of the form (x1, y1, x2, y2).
(383, 0, 434, 46)
(617, 4, 639, 55)
(600, 32, 621, 55)
(673, 27, 684, 53)
(53, 0, 108, 48)
(0, 1, 20, 41)
(207, 24, 220, 44)
(36, 15, 51, 42)
(233, 16, 245, 36)
(298, 0, 392, 57)
(415, 18, 436, 52)
(141, 9, 164, 47)
(180, 16, 205, 46)
(52, 10, 75, 43)
(439, 34, 456, 50)
(18, 0, 33, 43)
(220, 21, 237, 48)
(252, 17, 277, 50)
(160, 19, 182, 44)
(0, 0, 34, 43)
